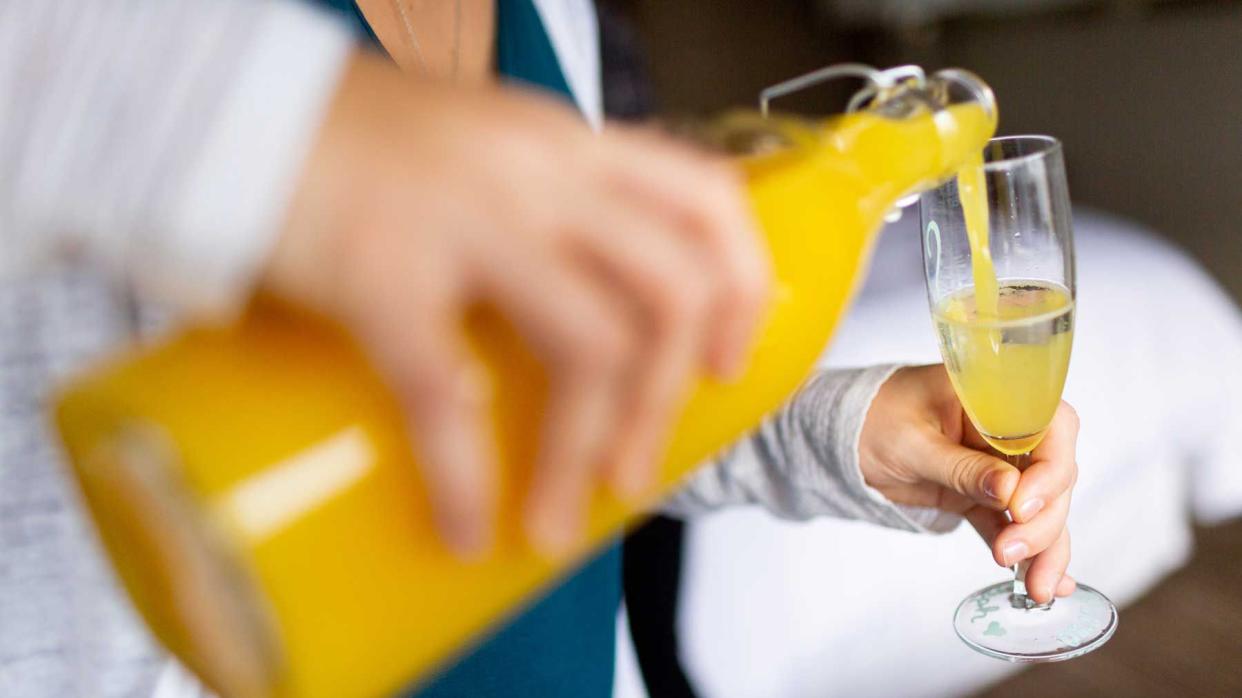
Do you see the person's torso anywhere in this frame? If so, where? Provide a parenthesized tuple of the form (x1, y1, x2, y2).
(319, 3, 621, 696)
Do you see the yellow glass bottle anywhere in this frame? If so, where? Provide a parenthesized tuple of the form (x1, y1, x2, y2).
(53, 68, 997, 698)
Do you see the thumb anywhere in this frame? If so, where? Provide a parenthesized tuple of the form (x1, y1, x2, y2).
(926, 440, 1019, 511)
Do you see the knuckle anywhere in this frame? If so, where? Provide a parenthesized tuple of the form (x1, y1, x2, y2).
(1060, 401, 1081, 430)
(563, 318, 631, 375)
(949, 452, 985, 495)
(729, 264, 772, 315)
(706, 161, 745, 194)
(652, 272, 712, 330)
(392, 361, 456, 403)
(746, 248, 775, 288)
(396, 362, 476, 417)
(692, 165, 746, 224)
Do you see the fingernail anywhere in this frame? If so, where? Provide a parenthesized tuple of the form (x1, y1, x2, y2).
(1001, 540, 1029, 567)
(455, 364, 492, 406)
(614, 443, 661, 501)
(715, 345, 746, 381)
(983, 470, 1004, 500)
(615, 461, 652, 501)
(1016, 497, 1045, 521)
(442, 520, 490, 561)
(526, 509, 580, 559)
(718, 321, 760, 380)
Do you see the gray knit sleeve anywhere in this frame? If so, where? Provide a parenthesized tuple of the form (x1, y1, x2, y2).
(663, 365, 961, 533)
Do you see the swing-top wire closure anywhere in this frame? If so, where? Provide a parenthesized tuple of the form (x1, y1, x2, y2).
(759, 63, 996, 124)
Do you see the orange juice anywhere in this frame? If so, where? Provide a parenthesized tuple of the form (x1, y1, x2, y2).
(54, 94, 996, 698)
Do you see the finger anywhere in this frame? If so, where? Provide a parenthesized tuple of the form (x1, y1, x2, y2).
(991, 491, 1071, 568)
(363, 299, 495, 558)
(1057, 573, 1078, 597)
(599, 130, 773, 377)
(921, 436, 1020, 511)
(964, 505, 1007, 549)
(1024, 528, 1071, 605)
(677, 163, 771, 377)
(572, 204, 713, 498)
(1008, 455, 1077, 524)
(472, 245, 633, 556)
(1012, 401, 1081, 523)
(527, 361, 618, 556)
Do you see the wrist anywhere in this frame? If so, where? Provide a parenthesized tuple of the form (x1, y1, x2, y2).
(856, 364, 912, 490)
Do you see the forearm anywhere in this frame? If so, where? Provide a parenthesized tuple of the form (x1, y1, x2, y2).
(663, 365, 960, 533)
(0, 1, 352, 315)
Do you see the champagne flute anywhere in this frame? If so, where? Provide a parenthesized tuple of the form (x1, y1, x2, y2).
(920, 136, 1118, 662)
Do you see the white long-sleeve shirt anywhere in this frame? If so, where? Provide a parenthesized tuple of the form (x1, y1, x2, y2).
(0, 2, 952, 696)
(0, 1, 352, 314)
(1, 3, 354, 696)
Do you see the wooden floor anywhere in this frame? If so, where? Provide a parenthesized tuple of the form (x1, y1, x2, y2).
(972, 518, 1242, 698)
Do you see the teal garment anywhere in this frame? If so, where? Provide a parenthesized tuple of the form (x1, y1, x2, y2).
(309, 0, 380, 46)
(304, 2, 622, 697)
(413, 545, 622, 697)
(493, 0, 573, 97)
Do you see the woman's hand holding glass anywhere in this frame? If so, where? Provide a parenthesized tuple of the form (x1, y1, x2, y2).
(860, 364, 1079, 604)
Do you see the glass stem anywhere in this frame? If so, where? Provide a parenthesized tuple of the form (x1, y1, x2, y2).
(1005, 452, 1047, 609)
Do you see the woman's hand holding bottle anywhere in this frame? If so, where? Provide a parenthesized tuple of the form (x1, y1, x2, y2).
(265, 53, 773, 557)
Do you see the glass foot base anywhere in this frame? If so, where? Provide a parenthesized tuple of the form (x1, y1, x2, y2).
(953, 580, 1118, 662)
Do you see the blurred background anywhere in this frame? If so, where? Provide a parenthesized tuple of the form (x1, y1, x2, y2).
(617, 0, 1242, 300)
(603, 1, 1242, 697)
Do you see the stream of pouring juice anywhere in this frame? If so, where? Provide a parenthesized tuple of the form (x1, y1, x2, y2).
(957, 154, 1000, 318)
(55, 102, 996, 698)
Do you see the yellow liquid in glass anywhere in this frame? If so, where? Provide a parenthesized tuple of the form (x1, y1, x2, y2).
(934, 281, 1074, 455)
(54, 103, 996, 698)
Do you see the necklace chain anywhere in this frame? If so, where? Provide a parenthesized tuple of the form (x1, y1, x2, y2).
(392, 0, 462, 79)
